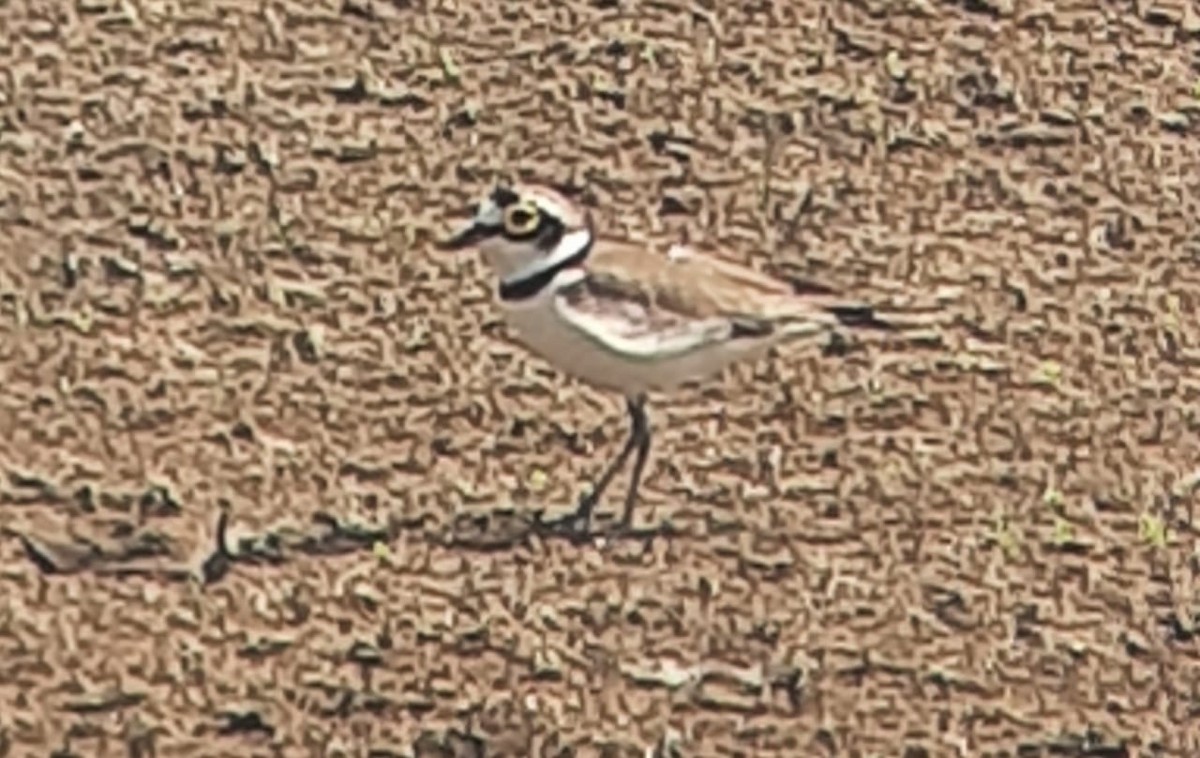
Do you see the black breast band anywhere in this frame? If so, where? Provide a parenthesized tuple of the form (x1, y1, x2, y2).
(498, 236, 595, 302)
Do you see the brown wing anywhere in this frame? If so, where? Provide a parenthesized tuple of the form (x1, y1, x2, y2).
(553, 267, 744, 360)
(584, 240, 881, 333)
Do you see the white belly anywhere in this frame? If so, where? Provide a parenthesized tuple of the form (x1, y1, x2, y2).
(498, 291, 776, 396)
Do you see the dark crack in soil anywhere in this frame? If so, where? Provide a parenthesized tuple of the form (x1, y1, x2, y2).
(2, 0, 1200, 755)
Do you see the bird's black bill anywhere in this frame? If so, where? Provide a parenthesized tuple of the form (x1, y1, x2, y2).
(436, 221, 494, 252)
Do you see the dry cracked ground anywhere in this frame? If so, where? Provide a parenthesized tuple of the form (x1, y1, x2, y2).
(1, 0, 1200, 756)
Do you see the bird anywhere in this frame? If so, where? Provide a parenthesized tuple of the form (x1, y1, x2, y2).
(437, 181, 901, 539)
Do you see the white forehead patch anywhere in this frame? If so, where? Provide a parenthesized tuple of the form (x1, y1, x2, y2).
(474, 197, 503, 227)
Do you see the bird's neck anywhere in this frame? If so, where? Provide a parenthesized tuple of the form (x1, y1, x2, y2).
(498, 227, 595, 302)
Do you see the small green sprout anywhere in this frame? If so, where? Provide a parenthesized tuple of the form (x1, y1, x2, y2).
(1042, 486, 1065, 512)
(1052, 517, 1074, 546)
(1138, 512, 1167, 549)
(991, 514, 1020, 558)
(885, 49, 907, 80)
(1032, 360, 1062, 386)
(528, 468, 548, 492)
(640, 43, 659, 67)
(1164, 294, 1181, 329)
(439, 48, 461, 85)
(372, 540, 392, 561)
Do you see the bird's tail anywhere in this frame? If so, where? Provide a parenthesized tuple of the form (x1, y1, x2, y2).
(770, 298, 895, 336)
(823, 304, 896, 331)
(778, 273, 949, 338)
(772, 298, 947, 354)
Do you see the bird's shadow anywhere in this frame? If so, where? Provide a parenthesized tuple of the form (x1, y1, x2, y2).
(437, 504, 682, 552)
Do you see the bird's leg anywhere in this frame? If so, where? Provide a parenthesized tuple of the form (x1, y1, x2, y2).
(540, 394, 647, 537)
(571, 394, 648, 533)
(617, 399, 651, 530)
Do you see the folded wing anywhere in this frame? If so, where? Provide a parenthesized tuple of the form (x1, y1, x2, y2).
(552, 271, 740, 361)
(583, 240, 889, 337)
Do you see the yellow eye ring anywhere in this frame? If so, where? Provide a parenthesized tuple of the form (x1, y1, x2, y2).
(502, 202, 541, 236)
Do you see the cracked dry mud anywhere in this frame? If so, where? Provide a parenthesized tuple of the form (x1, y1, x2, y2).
(1, 0, 1199, 756)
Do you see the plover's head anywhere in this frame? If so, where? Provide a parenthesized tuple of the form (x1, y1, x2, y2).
(438, 182, 594, 282)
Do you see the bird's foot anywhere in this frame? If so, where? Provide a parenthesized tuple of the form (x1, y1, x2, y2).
(534, 508, 678, 545)
(604, 516, 680, 542)
(532, 496, 598, 543)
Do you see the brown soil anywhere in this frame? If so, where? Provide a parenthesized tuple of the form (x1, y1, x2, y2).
(2, 1, 1200, 756)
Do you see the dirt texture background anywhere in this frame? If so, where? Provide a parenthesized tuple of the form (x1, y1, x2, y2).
(2, 0, 1200, 756)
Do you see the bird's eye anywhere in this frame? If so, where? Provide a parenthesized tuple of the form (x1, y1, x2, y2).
(503, 203, 541, 236)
